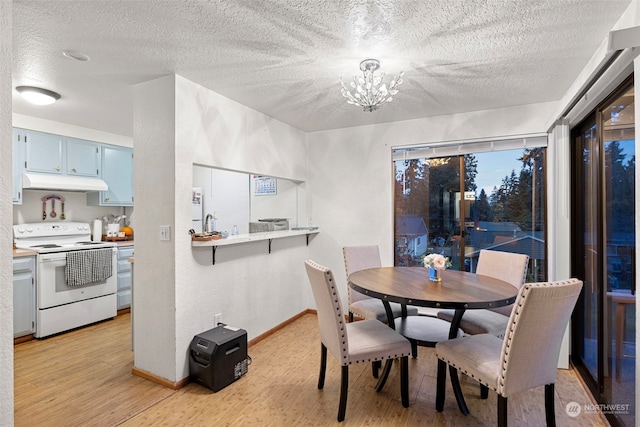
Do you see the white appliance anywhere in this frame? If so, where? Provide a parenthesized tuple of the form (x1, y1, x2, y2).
(192, 187, 203, 232)
(13, 222, 117, 338)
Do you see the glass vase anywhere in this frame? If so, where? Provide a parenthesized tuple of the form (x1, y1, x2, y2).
(429, 267, 441, 282)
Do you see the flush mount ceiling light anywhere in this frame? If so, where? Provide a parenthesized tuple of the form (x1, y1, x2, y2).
(340, 59, 404, 112)
(15, 86, 61, 106)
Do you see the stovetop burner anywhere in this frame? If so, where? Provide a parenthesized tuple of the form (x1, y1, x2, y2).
(13, 221, 116, 254)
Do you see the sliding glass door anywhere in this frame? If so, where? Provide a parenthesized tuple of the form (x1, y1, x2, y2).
(393, 139, 546, 280)
(571, 77, 635, 427)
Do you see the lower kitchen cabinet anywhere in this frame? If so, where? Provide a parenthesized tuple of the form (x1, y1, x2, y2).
(117, 246, 134, 310)
(13, 256, 36, 338)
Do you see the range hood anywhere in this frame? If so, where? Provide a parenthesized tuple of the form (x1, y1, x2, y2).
(23, 172, 108, 192)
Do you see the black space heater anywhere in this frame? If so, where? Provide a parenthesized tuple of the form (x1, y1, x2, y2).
(189, 325, 249, 392)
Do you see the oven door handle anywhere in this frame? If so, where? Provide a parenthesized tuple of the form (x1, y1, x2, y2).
(39, 253, 68, 263)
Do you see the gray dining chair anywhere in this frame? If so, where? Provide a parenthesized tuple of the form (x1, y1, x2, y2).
(305, 259, 411, 422)
(343, 245, 418, 322)
(435, 278, 583, 427)
(437, 249, 529, 338)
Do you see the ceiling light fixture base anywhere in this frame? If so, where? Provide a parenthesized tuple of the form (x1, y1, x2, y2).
(16, 86, 61, 106)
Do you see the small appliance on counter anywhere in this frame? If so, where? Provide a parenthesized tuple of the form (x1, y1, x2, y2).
(249, 218, 289, 233)
(189, 324, 249, 392)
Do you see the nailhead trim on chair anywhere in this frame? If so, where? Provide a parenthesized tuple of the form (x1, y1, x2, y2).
(325, 271, 411, 365)
(498, 284, 530, 389)
(313, 260, 411, 365)
(497, 280, 574, 391)
(438, 355, 496, 391)
(326, 270, 350, 362)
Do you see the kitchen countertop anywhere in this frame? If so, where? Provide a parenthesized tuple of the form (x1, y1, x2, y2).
(114, 240, 134, 247)
(13, 248, 37, 258)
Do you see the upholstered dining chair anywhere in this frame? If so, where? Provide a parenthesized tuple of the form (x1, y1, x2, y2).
(305, 259, 411, 422)
(437, 249, 529, 338)
(343, 245, 418, 322)
(435, 278, 583, 427)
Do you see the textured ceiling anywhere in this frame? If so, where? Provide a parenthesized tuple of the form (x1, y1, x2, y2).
(11, 0, 632, 136)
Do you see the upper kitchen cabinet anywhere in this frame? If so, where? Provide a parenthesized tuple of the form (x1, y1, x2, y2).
(87, 145, 133, 206)
(65, 137, 100, 177)
(12, 128, 25, 204)
(21, 128, 63, 174)
(18, 128, 100, 177)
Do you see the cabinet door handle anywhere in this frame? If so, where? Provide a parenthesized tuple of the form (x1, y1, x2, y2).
(55, 166, 60, 171)
(71, 168, 77, 173)
(105, 197, 110, 202)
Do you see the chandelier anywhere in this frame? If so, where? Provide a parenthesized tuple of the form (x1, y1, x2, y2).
(340, 59, 404, 112)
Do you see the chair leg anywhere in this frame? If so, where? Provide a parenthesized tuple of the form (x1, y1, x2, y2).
(480, 384, 489, 399)
(497, 395, 507, 427)
(436, 359, 446, 412)
(400, 356, 409, 408)
(338, 365, 349, 422)
(545, 383, 556, 427)
(372, 360, 381, 378)
(318, 343, 327, 389)
(348, 311, 354, 322)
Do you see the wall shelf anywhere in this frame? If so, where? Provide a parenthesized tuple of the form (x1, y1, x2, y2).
(191, 228, 319, 265)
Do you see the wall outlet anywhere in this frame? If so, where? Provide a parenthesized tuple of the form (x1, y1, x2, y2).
(159, 225, 171, 241)
(214, 313, 222, 326)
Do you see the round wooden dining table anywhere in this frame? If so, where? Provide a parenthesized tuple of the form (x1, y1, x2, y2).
(348, 266, 519, 415)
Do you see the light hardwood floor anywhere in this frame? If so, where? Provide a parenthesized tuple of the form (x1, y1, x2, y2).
(14, 313, 609, 426)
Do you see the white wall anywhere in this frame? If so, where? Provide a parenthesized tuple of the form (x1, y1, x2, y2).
(132, 75, 178, 381)
(12, 113, 133, 147)
(0, 2, 13, 424)
(133, 75, 311, 383)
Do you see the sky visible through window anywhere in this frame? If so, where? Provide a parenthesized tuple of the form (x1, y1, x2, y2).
(474, 141, 633, 205)
(474, 149, 523, 196)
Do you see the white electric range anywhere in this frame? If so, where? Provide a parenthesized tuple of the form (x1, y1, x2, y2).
(13, 222, 118, 338)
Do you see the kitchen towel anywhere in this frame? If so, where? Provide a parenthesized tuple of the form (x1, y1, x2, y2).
(65, 248, 113, 287)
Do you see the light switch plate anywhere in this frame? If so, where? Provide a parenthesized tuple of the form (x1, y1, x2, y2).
(159, 225, 171, 241)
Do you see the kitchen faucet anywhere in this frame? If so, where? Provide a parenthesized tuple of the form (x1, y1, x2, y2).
(204, 213, 213, 233)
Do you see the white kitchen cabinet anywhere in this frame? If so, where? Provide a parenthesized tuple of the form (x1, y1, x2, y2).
(117, 246, 134, 310)
(13, 256, 36, 338)
(65, 137, 100, 177)
(13, 128, 25, 204)
(87, 145, 133, 206)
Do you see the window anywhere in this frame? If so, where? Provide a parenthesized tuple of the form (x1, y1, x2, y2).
(393, 135, 547, 281)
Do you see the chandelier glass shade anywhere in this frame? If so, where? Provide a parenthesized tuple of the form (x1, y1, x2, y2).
(340, 59, 404, 112)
